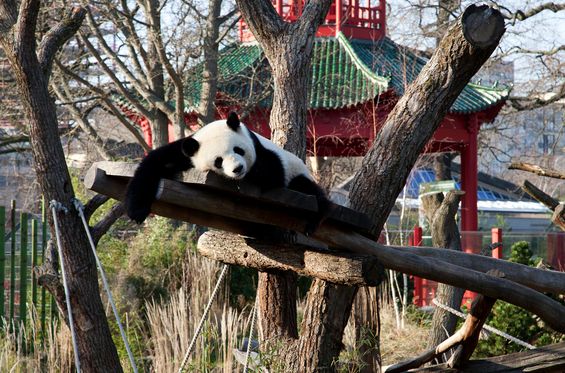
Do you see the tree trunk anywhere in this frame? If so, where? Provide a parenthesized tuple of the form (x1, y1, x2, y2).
(235, 1, 355, 371)
(147, 0, 169, 148)
(346, 6, 504, 371)
(197, 0, 223, 126)
(421, 191, 465, 361)
(352, 287, 381, 373)
(349, 4, 505, 236)
(0, 5, 122, 372)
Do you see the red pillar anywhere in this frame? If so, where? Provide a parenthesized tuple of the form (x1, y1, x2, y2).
(335, 0, 342, 35)
(461, 115, 479, 231)
(491, 228, 503, 259)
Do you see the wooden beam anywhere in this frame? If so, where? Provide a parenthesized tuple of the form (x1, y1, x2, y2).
(385, 270, 503, 373)
(391, 244, 565, 295)
(84, 162, 565, 332)
(522, 180, 560, 210)
(197, 231, 384, 286)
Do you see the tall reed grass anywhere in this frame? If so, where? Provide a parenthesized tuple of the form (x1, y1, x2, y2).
(145, 250, 255, 372)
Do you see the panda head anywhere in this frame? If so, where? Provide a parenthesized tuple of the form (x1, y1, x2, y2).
(184, 112, 256, 180)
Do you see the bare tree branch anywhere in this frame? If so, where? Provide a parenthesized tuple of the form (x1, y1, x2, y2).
(509, 81, 565, 111)
(38, 7, 86, 78)
(91, 202, 125, 245)
(510, 162, 565, 180)
(53, 60, 151, 151)
(498, 2, 565, 24)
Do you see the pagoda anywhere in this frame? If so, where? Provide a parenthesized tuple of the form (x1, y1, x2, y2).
(135, 0, 509, 231)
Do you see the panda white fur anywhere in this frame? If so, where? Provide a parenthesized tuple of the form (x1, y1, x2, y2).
(125, 112, 331, 233)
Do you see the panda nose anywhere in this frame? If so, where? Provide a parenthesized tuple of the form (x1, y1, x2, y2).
(233, 165, 243, 174)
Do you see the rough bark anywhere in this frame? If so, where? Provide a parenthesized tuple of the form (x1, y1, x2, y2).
(294, 280, 357, 372)
(0, 3, 122, 372)
(351, 287, 381, 373)
(147, 5, 169, 149)
(197, 231, 384, 286)
(422, 191, 465, 360)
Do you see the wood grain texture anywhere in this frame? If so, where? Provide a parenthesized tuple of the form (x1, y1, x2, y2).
(197, 231, 384, 286)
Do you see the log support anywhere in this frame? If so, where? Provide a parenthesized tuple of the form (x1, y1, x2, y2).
(197, 231, 384, 286)
(386, 270, 504, 373)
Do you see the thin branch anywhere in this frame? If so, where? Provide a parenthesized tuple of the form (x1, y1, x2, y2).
(82, 7, 175, 118)
(509, 162, 565, 180)
(51, 78, 114, 160)
(54, 59, 151, 151)
(508, 81, 565, 111)
(501, 2, 565, 24)
(91, 202, 125, 245)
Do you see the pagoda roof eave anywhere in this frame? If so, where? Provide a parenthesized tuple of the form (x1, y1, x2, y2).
(179, 33, 509, 114)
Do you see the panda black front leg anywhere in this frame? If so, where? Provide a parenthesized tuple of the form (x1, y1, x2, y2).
(125, 137, 199, 224)
(287, 175, 334, 236)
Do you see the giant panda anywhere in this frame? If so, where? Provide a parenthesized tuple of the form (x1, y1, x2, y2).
(125, 112, 331, 234)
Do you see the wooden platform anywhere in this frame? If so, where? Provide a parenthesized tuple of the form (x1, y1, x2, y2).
(84, 161, 374, 244)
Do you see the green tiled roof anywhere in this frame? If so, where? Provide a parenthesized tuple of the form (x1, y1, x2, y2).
(184, 32, 508, 113)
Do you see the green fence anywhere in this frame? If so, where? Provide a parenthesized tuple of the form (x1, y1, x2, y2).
(1, 199, 55, 343)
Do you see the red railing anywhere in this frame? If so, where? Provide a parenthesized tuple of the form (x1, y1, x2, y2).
(239, 0, 386, 42)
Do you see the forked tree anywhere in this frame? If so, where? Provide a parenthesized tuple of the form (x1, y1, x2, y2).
(236, 0, 506, 371)
(0, 2, 123, 371)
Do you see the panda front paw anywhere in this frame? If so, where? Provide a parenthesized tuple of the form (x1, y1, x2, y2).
(127, 204, 151, 224)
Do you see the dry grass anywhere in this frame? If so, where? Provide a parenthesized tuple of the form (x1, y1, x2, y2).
(146, 250, 254, 372)
(379, 303, 430, 366)
(0, 308, 74, 373)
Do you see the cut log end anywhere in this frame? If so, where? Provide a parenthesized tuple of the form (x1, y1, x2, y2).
(461, 4, 505, 49)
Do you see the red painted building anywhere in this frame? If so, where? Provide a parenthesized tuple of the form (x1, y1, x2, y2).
(126, 0, 508, 232)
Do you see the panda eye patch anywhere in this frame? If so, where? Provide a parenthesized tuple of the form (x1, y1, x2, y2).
(214, 157, 223, 169)
(233, 146, 245, 156)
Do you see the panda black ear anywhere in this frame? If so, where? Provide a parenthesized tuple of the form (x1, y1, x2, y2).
(181, 137, 200, 157)
(226, 112, 240, 131)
